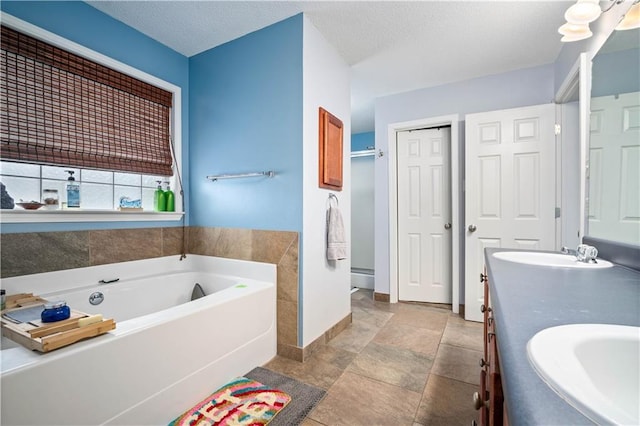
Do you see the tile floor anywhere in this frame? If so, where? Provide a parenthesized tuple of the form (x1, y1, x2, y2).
(264, 289, 484, 426)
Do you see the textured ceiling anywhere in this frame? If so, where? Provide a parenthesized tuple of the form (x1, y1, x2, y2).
(87, 1, 571, 133)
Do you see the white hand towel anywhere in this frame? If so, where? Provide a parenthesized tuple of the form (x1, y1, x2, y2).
(327, 205, 347, 261)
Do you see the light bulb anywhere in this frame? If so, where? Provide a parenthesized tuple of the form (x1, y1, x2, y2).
(565, 0, 601, 24)
(616, 2, 640, 30)
(558, 22, 593, 41)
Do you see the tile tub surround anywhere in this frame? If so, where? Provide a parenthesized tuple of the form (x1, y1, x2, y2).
(0, 226, 325, 360)
(0, 227, 185, 278)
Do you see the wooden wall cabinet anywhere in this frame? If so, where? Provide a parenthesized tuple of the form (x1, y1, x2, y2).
(318, 107, 343, 190)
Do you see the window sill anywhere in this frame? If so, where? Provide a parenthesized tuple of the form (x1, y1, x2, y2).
(0, 209, 184, 223)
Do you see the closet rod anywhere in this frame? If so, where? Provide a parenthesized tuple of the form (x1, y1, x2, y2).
(206, 171, 275, 182)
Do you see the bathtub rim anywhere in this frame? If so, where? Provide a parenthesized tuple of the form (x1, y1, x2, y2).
(1, 255, 277, 376)
(0, 254, 275, 296)
(1, 277, 274, 376)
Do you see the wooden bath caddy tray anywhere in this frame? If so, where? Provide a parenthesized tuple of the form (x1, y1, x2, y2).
(1, 293, 116, 353)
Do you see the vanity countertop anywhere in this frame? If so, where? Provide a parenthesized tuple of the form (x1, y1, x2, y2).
(484, 247, 640, 426)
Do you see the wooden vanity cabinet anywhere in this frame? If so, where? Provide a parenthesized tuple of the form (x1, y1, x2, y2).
(474, 270, 507, 426)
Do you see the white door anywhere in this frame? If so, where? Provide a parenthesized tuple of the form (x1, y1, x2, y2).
(465, 104, 556, 322)
(398, 127, 452, 303)
(589, 92, 640, 245)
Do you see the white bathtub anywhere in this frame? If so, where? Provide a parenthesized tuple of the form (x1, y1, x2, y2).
(0, 255, 277, 425)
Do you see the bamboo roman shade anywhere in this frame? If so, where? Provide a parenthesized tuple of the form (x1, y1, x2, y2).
(0, 25, 174, 176)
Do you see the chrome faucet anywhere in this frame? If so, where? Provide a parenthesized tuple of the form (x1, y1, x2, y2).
(561, 245, 599, 263)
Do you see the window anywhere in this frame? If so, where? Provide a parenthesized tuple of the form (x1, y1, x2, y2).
(1, 161, 168, 211)
(0, 14, 182, 223)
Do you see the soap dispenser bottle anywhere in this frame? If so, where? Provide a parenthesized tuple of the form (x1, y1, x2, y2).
(164, 181, 175, 212)
(65, 170, 80, 208)
(154, 180, 166, 212)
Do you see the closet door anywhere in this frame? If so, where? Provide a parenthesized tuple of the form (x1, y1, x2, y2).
(397, 127, 452, 303)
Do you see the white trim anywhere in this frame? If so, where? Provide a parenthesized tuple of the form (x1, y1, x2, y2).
(0, 13, 184, 224)
(554, 104, 562, 250)
(578, 53, 591, 242)
(554, 54, 588, 249)
(555, 57, 581, 104)
(387, 114, 460, 313)
(1, 210, 183, 223)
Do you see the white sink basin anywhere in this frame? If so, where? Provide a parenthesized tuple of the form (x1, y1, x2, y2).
(492, 251, 613, 268)
(527, 324, 640, 425)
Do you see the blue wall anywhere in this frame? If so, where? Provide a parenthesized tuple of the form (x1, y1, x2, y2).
(351, 131, 374, 152)
(0, 1, 190, 233)
(189, 15, 303, 231)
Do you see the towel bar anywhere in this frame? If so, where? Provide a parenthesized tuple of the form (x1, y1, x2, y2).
(206, 171, 275, 182)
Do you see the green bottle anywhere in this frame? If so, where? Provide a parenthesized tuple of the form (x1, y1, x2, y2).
(164, 181, 175, 212)
(154, 181, 166, 212)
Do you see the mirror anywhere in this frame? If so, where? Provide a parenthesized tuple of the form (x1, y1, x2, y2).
(586, 28, 640, 246)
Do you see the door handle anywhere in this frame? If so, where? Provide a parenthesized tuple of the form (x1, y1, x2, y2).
(468, 224, 477, 232)
(444, 223, 452, 230)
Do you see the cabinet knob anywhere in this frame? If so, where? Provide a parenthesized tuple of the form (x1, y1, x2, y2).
(488, 332, 495, 342)
(480, 273, 487, 283)
(473, 391, 489, 410)
(480, 304, 492, 313)
(480, 358, 489, 368)
(468, 224, 477, 232)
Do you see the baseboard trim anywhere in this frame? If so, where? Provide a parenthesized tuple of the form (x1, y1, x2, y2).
(276, 312, 352, 363)
(374, 292, 390, 302)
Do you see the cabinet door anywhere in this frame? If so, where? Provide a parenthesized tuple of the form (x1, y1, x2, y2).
(479, 369, 489, 426)
(318, 107, 343, 190)
(488, 319, 504, 426)
(483, 270, 489, 362)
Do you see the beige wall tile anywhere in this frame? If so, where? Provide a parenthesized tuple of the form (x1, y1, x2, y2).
(252, 230, 297, 264)
(277, 264, 298, 303)
(162, 226, 187, 257)
(0, 231, 89, 278)
(279, 234, 298, 269)
(213, 228, 253, 260)
(188, 226, 222, 255)
(277, 298, 298, 346)
(89, 228, 162, 265)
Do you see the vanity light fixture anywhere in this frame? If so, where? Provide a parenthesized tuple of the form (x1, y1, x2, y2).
(616, 1, 640, 29)
(559, 22, 593, 41)
(559, 0, 637, 42)
(565, 0, 602, 24)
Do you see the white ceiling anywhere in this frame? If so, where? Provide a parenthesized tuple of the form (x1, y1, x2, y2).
(86, 1, 571, 133)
